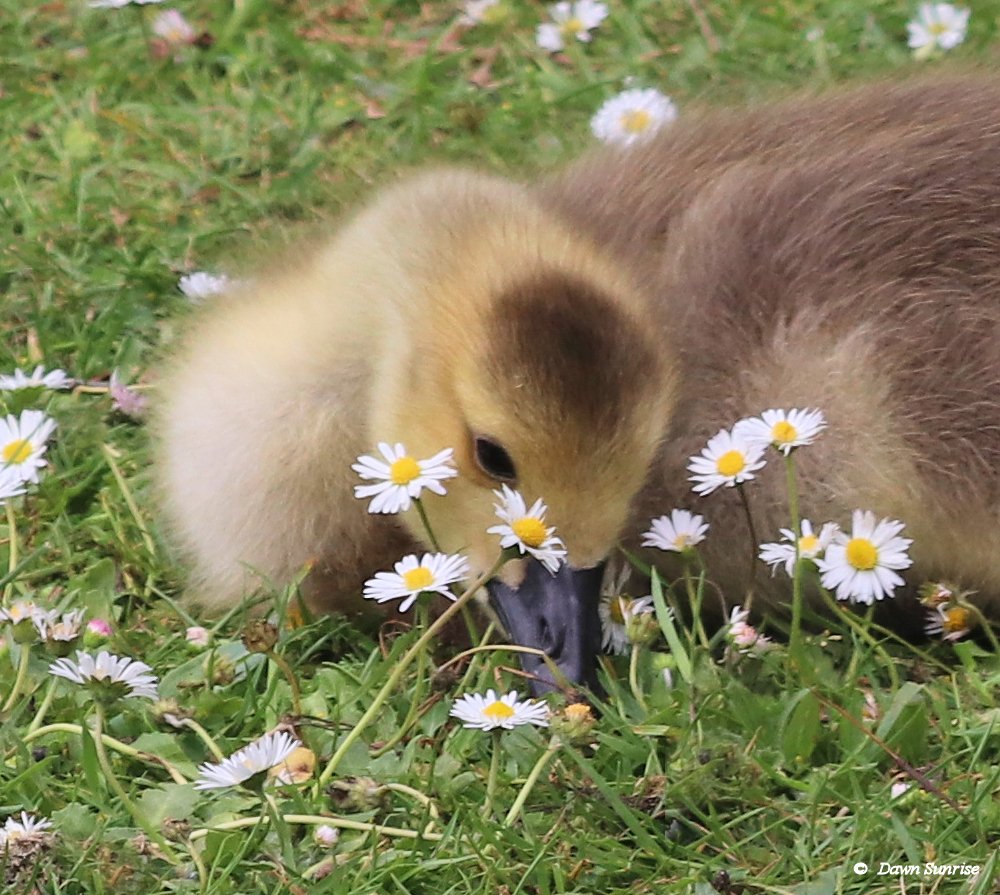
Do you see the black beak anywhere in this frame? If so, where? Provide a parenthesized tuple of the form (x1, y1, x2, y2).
(487, 558, 605, 695)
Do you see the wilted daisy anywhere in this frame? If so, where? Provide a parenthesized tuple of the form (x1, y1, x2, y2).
(352, 442, 457, 514)
(599, 595, 655, 654)
(907, 3, 969, 55)
(536, 1, 608, 52)
(34, 609, 85, 650)
(0, 812, 53, 848)
(0, 365, 72, 391)
(488, 484, 566, 572)
(0, 599, 43, 643)
(0, 410, 57, 484)
(688, 427, 767, 496)
(178, 271, 232, 301)
(816, 510, 913, 604)
(591, 88, 677, 146)
(925, 604, 973, 642)
(109, 370, 148, 419)
(450, 689, 549, 730)
(269, 744, 317, 785)
(48, 650, 159, 700)
(759, 519, 840, 577)
(195, 730, 301, 791)
(735, 408, 826, 455)
(726, 605, 773, 656)
(642, 509, 709, 552)
(363, 551, 469, 612)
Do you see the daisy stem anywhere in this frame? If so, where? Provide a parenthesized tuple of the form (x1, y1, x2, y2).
(265, 792, 296, 870)
(179, 717, 225, 761)
(482, 728, 502, 818)
(265, 648, 302, 718)
(966, 605, 1000, 655)
(413, 498, 441, 552)
(628, 645, 648, 712)
(684, 558, 712, 650)
(502, 735, 561, 827)
(101, 443, 158, 562)
(91, 703, 180, 863)
(22, 722, 188, 783)
(3, 500, 17, 603)
(26, 677, 57, 734)
(817, 588, 901, 690)
(1, 643, 31, 715)
(318, 554, 506, 785)
(784, 453, 805, 665)
(736, 485, 759, 611)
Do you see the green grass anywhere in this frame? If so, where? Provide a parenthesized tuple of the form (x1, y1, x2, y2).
(2, 0, 1000, 892)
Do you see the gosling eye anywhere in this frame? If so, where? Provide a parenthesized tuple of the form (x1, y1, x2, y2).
(473, 436, 517, 483)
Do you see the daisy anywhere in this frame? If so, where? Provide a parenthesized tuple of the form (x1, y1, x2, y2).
(642, 509, 709, 552)
(0, 467, 26, 503)
(0, 599, 42, 626)
(178, 271, 232, 302)
(816, 510, 913, 604)
(195, 730, 302, 790)
(687, 427, 767, 496)
(0, 812, 53, 850)
(725, 605, 773, 656)
(152, 8, 195, 45)
(735, 408, 826, 455)
(48, 650, 159, 700)
(599, 595, 654, 655)
(758, 519, 840, 577)
(907, 3, 969, 55)
(460, 0, 505, 25)
(363, 552, 469, 612)
(0, 410, 57, 484)
(352, 442, 457, 514)
(591, 88, 677, 147)
(90, 0, 163, 7)
(450, 689, 549, 731)
(109, 370, 148, 418)
(536, 1, 608, 52)
(487, 484, 566, 572)
(34, 608, 86, 648)
(925, 604, 973, 642)
(0, 365, 72, 391)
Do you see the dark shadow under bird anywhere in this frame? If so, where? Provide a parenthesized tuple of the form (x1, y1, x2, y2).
(157, 74, 1000, 693)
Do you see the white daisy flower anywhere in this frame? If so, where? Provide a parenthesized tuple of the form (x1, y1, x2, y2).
(487, 484, 567, 573)
(758, 519, 840, 577)
(459, 0, 504, 25)
(925, 604, 973, 642)
(0, 812, 53, 849)
(48, 650, 159, 700)
(195, 730, 302, 790)
(0, 599, 43, 626)
(687, 427, 767, 496)
(0, 410, 57, 484)
(352, 442, 457, 514)
(590, 88, 677, 146)
(642, 509, 709, 552)
(178, 271, 232, 302)
(907, 3, 969, 54)
(816, 510, 913, 604)
(34, 608, 86, 643)
(734, 408, 826, 455)
(599, 595, 655, 655)
(536, 0, 608, 52)
(450, 689, 549, 731)
(362, 552, 470, 613)
(0, 365, 72, 391)
(152, 8, 195, 44)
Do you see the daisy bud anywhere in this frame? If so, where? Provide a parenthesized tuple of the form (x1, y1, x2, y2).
(242, 619, 279, 653)
(83, 618, 113, 648)
(185, 625, 211, 649)
(550, 702, 597, 745)
(328, 777, 389, 812)
(313, 824, 340, 848)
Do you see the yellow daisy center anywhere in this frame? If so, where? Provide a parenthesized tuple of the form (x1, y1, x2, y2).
(716, 449, 746, 477)
(673, 533, 692, 549)
(482, 4, 506, 24)
(560, 16, 584, 36)
(2, 439, 31, 464)
(609, 597, 628, 624)
(402, 566, 435, 591)
(798, 534, 819, 553)
(620, 109, 652, 134)
(389, 456, 420, 485)
(943, 606, 971, 632)
(845, 538, 878, 571)
(928, 22, 948, 35)
(512, 517, 547, 548)
(565, 703, 593, 721)
(483, 700, 515, 719)
(771, 420, 799, 444)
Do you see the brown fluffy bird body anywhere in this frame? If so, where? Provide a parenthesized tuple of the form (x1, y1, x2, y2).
(158, 76, 1000, 682)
